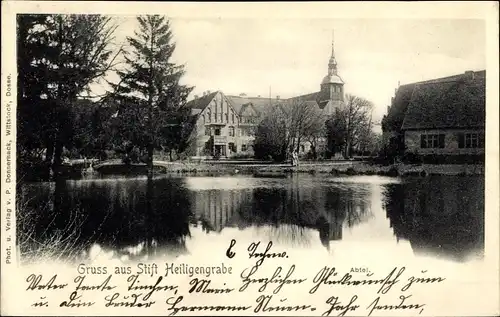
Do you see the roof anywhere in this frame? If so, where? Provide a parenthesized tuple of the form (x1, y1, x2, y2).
(402, 71, 485, 130)
(321, 74, 344, 85)
(185, 91, 218, 110)
(226, 95, 279, 115)
(185, 88, 328, 118)
(286, 92, 320, 103)
(382, 84, 416, 132)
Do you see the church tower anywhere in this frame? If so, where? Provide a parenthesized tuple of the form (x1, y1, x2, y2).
(319, 31, 344, 113)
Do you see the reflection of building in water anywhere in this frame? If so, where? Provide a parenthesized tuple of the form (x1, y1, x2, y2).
(192, 190, 249, 232)
(190, 177, 372, 251)
(384, 177, 484, 261)
(317, 187, 371, 250)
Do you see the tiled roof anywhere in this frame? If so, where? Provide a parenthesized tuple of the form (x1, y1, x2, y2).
(187, 90, 326, 118)
(286, 92, 320, 103)
(185, 91, 218, 110)
(226, 95, 279, 115)
(401, 71, 485, 130)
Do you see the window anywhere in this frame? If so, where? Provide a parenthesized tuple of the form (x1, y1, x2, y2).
(228, 143, 237, 153)
(420, 134, 445, 148)
(458, 132, 484, 148)
(215, 128, 221, 136)
(220, 113, 223, 122)
(205, 127, 211, 136)
(225, 113, 228, 122)
(206, 110, 211, 123)
(229, 127, 235, 137)
(245, 117, 255, 124)
(231, 113, 235, 123)
(241, 144, 247, 152)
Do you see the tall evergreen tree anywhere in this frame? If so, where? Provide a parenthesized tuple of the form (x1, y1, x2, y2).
(17, 14, 118, 179)
(111, 15, 193, 174)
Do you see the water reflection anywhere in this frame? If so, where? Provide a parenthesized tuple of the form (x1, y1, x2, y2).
(190, 175, 372, 250)
(17, 174, 484, 263)
(384, 176, 484, 261)
(18, 177, 193, 262)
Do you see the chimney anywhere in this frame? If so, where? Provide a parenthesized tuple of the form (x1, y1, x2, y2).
(465, 70, 475, 80)
(239, 93, 247, 97)
(257, 95, 261, 97)
(207, 90, 211, 94)
(194, 94, 198, 99)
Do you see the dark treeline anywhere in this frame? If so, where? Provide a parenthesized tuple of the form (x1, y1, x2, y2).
(17, 14, 193, 181)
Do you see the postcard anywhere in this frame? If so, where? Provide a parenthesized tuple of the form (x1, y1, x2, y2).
(1, 1, 499, 316)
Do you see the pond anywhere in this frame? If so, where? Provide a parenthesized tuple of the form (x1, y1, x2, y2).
(17, 174, 484, 264)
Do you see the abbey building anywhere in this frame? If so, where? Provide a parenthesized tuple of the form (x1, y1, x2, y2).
(184, 38, 345, 158)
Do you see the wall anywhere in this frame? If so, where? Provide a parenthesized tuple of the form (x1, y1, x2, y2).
(186, 91, 241, 157)
(404, 128, 485, 155)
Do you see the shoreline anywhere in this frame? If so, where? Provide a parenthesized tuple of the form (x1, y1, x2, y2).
(98, 161, 484, 177)
(18, 160, 485, 182)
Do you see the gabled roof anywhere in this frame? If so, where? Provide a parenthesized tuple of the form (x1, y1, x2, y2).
(382, 84, 416, 132)
(239, 103, 259, 116)
(185, 91, 218, 110)
(402, 71, 485, 130)
(226, 95, 279, 115)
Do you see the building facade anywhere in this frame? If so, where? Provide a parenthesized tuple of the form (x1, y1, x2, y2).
(382, 70, 485, 158)
(184, 38, 345, 159)
(184, 91, 241, 158)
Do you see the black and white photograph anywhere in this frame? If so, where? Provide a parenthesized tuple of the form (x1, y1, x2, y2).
(1, 2, 499, 316)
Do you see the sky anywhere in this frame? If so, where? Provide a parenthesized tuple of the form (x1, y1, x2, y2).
(104, 16, 486, 127)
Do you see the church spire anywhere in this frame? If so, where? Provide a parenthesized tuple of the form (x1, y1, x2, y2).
(328, 29, 337, 75)
(331, 29, 335, 57)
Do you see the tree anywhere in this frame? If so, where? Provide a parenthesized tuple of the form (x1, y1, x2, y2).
(325, 108, 347, 158)
(287, 100, 324, 156)
(254, 106, 289, 161)
(17, 14, 119, 178)
(111, 15, 193, 174)
(254, 100, 324, 162)
(326, 94, 373, 158)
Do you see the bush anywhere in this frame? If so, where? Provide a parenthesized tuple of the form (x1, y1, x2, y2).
(345, 167, 356, 175)
(386, 166, 399, 177)
(128, 147, 141, 163)
(330, 168, 340, 176)
(231, 152, 254, 159)
(419, 154, 484, 164)
(402, 151, 422, 164)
